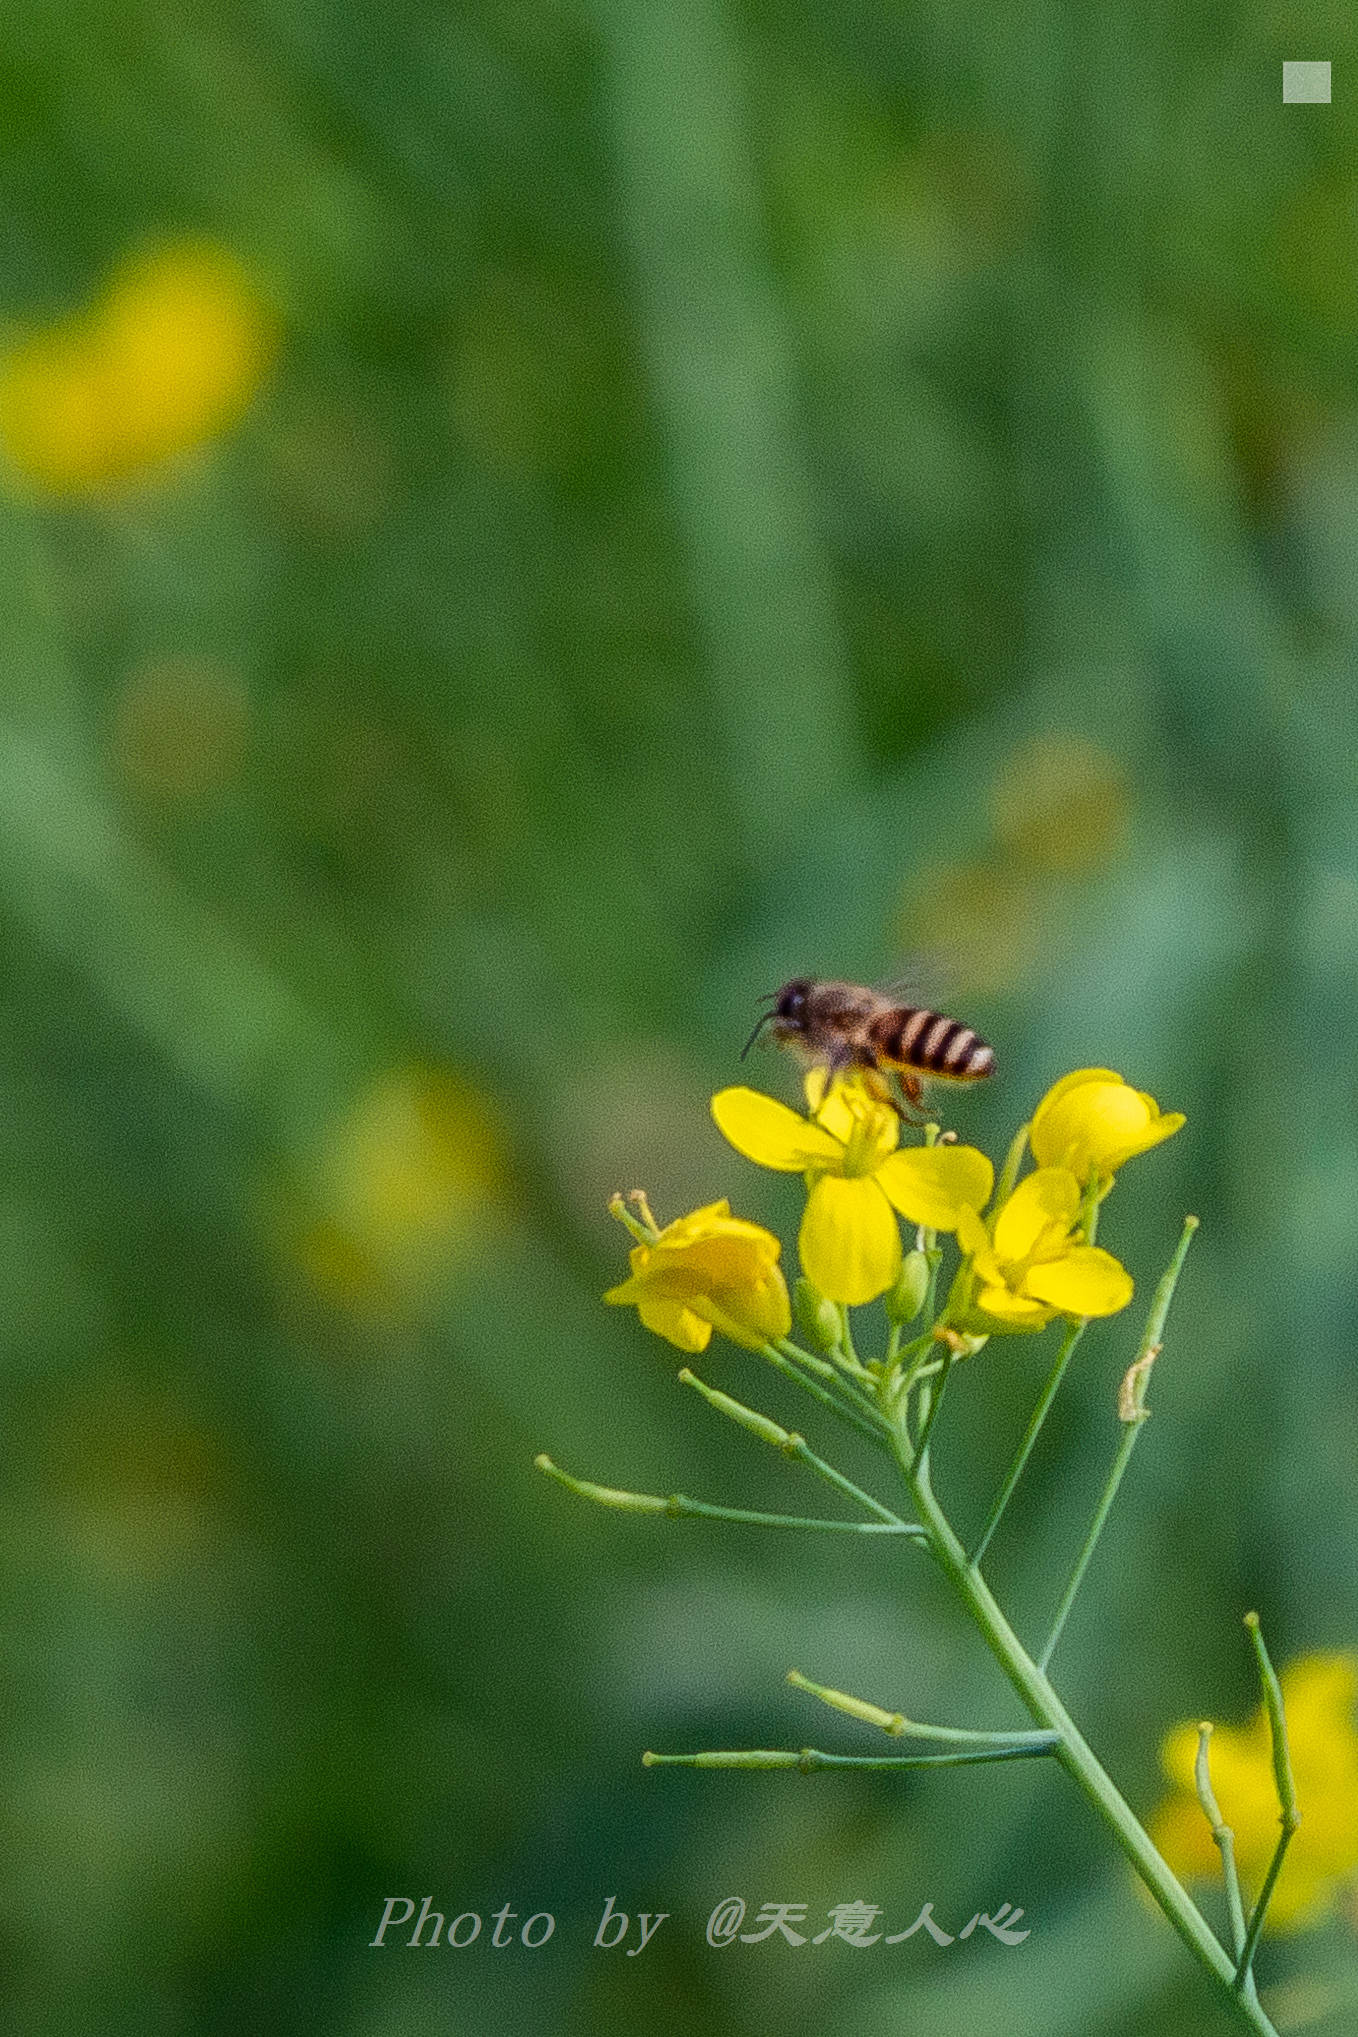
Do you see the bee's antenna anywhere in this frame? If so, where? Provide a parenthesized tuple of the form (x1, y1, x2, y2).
(740, 1012, 774, 1061)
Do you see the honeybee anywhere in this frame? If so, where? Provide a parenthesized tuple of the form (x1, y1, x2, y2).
(741, 978, 994, 1112)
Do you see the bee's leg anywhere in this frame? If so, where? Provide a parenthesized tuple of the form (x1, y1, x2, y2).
(813, 1044, 855, 1111)
(862, 1066, 905, 1121)
(896, 1072, 926, 1124)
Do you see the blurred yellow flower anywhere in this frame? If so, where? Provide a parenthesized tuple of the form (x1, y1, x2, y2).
(956, 1167, 1133, 1328)
(1151, 1654, 1358, 1933)
(0, 244, 275, 494)
(295, 1065, 506, 1313)
(712, 1074, 993, 1307)
(1030, 1067, 1185, 1185)
(989, 732, 1129, 876)
(604, 1200, 790, 1353)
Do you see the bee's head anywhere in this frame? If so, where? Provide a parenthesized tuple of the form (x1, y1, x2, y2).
(740, 978, 813, 1061)
(773, 978, 812, 1026)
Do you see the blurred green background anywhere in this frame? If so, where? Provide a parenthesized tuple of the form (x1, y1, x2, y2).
(2, 1, 1358, 2031)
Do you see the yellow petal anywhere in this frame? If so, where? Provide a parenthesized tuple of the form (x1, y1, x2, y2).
(973, 1283, 1053, 1327)
(804, 1065, 847, 1135)
(646, 1231, 781, 1290)
(656, 1199, 732, 1241)
(671, 1208, 781, 1256)
(1024, 1245, 1133, 1317)
(690, 1267, 792, 1349)
(955, 1203, 988, 1256)
(1033, 1081, 1146, 1171)
(991, 1167, 1081, 1261)
(637, 1292, 713, 1351)
(745, 1267, 794, 1343)
(798, 1173, 902, 1306)
(1125, 1105, 1187, 1163)
(956, 1202, 1005, 1288)
(875, 1145, 994, 1231)
(1031, 1070, 1185, 1179)
(711, 1087, 844, 1171)
(1032, 1068, 1123, 1120)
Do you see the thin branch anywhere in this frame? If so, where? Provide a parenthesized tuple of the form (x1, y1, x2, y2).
(1236, 1613, 1301, 1989)
(642, 1741, 1061, 1772)
(970, 1319, 1086, 1569)
(916, 1339, 959, 1467)
(1194, 1722, 1252, 1976)
(1037, 1215, 1198, 1671)
(677, 1370, 907, 1525)
(762, 1340, 891, 1447)
(533, 1456, 925, 1536)
(786, 1668, 1060, 1748)
(993, 1121, 1031, 1210)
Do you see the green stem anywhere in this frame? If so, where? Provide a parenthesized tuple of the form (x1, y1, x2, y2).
(786, 1668, 1056, 1746)
(768, 1333, 842, 1382)
(780, 1434, 906, 1525)
(782, 1332, 881, 1413)
(1194, 1722, 1252, 1980)
(994, 1121, 1030, 1209)
(534, 1456, 925, 1536)
(642, 1741, 1060, 1772)
(1037, 1216, 1198, 1671)
(916, 1345, 957, 1467)
(678, 1369, 904, 1524)
(898, 1438, 1278, 2037)
(765, 1340, 891, 1446)
(971, 1319, 1087, 1569)
(1037, 1424, 1137, 1671)
(1236, 1613, 1300, 1989)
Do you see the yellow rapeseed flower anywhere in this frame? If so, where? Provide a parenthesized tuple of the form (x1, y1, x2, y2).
(956, 1167, 1133, 1328)
(293, 1064, 506, 1313)
(711, 1074, 994, 1308)
(1030, 1067, 1184, 1184)
(1150, 1653, 1358, 1933)
(605, 1200, 791, 1353)
(0, 244, 275, 494)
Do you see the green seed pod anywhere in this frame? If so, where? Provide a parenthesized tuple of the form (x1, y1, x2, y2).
(795, 1276, 842, 1353)
(886, 1249, 931, 1325)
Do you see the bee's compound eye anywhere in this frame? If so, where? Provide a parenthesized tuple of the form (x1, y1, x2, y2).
(777, 980, 810, 1020)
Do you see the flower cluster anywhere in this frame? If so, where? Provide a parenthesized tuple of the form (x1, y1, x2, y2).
(604, 1062, 1182, 1350)
(0, 243, 275, 494)
(578, 1038, 1348, 2010)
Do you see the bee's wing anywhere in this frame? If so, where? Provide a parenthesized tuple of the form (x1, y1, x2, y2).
(872, 951, 950, 1006)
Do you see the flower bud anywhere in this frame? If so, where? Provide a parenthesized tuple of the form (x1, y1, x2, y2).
(795, 1276, 842, 1353)
(886, 1249, 931, 1325)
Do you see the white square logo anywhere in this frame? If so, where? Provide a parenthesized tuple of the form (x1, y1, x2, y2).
(1283, 61, 1331, 102)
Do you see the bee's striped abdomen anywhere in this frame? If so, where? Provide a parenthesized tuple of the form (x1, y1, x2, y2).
(869, 1006, 995, 1082)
